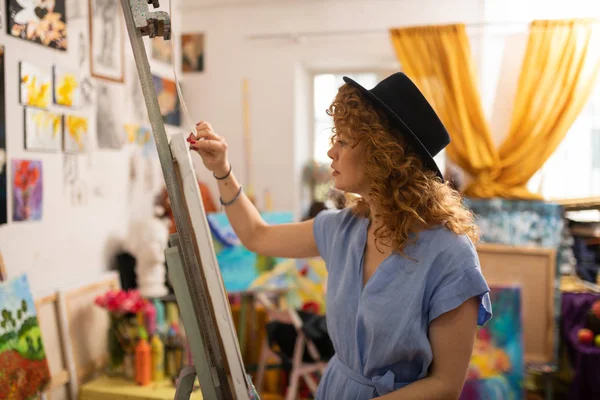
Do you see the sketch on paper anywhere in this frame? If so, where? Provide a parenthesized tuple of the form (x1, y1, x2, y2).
(78, 31, 87, 67)
(127, 63, 148, 122)
(63, 154, 78, 190)
(19, 62, 52, 108)
(89, 0, 124, 82)
(80, 76, 95, 107)
(0, 46, 6, 225)
(64, 115, 89, 152)
(151, 37, 172, 65)
(152, 75, 180, 126)
(12, 159, 43, 222)
(24, 108, 62, 152)
(54, 67, 81, 107)
(182, 33, 204, 72)
(7, 0, 67, 50)
(0, 274, 51, 397)
(96, 82, 124, 149)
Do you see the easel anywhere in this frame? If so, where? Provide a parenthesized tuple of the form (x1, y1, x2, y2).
(119, 1, 250, 399)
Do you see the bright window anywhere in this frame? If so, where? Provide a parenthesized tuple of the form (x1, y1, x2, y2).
(312, 72, 446, 174)
(528, 81, 600, 200)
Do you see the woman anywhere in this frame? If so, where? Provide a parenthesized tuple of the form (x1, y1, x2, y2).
(188, 72, 492, 399)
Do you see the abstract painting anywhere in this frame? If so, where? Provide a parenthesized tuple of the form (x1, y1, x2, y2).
(0, 274, 51, 397)
(207, 211, 294, 292)
(152, 75, 180, 126)
(182, 33, 204, 72)
(53, 66, 81, 107)
(0, 46, 6, 225)
(124, 124, 155, 157)
(24, 108, 62, 152)
(19, 62, 52, 108)
(460, 286, 524, 400)
(151, 36, 172, 65)
(7, 0, 67, 50)
(96, 82, 124, 149)
(89, 0, 124, 82)
(64, 114, 89, 152)
(12, 159, 43, 222)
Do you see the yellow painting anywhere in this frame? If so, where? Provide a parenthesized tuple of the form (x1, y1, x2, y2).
(20, 62, 52, 108)
(54, 67, 80, 107)
(64, 115, 89, 153)
(24, 108, 62, 152)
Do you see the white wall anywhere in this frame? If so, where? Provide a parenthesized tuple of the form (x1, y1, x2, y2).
(179, 0, 486, 218)
(0, 0, 183, 296)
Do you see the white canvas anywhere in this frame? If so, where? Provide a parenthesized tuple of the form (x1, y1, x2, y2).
(24, 108, 62, 152)
(170, 133, 250, 399)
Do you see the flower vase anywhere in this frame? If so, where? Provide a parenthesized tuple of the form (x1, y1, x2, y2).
(107, 315, 125, 376)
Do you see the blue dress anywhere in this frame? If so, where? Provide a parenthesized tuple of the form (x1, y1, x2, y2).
(313, 208, 492, 399)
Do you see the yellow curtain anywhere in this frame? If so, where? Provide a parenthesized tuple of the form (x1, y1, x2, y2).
(390, 20, 600, 199)
(390, 25, 500, 190)
(495, 19, 600, 198)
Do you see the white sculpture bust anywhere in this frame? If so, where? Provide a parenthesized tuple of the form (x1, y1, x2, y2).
(125, 217, 170, 298)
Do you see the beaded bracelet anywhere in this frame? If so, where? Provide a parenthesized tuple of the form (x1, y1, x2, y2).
(214, 164, 232, 180)
(220, 185, 243, 207)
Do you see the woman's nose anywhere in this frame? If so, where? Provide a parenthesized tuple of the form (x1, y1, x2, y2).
(327, 146, 336, 160)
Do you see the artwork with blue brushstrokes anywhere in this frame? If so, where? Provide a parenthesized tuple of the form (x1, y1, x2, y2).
(207, 211, 294, 292)
(465, 198, 563, 248)
(460, 286, 524, 400)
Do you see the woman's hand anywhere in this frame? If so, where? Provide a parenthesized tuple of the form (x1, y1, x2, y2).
(188, 121, 230, 177)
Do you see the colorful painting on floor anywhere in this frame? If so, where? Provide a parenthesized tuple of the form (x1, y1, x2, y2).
(207, 212, 294, 292)
(19, 62, 52, 108)
(460, 285, 524, 400)
(0, 46, 6, 225)
(53, 67, 81, 107)
(6, 0, 68, 50)
(181, 33, 204, 72)
(24, 108, 62, 152)
(152, 75, 180, 126)
(0, 274, 51, 397)
(64, 115, 89, 152)
(12, 159, 43, 222)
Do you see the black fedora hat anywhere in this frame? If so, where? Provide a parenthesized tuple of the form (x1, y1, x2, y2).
(343, 72, 450, 180)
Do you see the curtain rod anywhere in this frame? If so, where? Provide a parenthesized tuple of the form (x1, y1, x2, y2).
(246, 19, 600, 41)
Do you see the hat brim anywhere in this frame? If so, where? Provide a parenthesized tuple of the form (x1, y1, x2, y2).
(342, 76, 444, 180)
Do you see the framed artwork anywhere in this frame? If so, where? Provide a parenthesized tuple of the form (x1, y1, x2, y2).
(24, 108, 62, 152)
(152, 75, 180, 126)
(151, 36, 172, 65)
(0, 274, 51, 396)
(0, 46, 6, 225)
(182, 33, 204, 72)
(6, 0, 67, 50)
(12, 159, 43, 222)
(19, 62, 52, 108)
(96, 82, 124, 149)
(64, 114, 90, 152)
(53, 66, 81, 107)
(89, 0, 124, 82)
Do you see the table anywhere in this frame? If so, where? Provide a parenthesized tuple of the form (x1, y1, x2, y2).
(79, 375, 203, 400)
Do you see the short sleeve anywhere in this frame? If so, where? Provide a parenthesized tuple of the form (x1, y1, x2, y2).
(427, 238, 492, 326)
(312, 209, 342, 264)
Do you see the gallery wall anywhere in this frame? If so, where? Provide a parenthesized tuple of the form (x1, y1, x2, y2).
(0, 0, 198, 296)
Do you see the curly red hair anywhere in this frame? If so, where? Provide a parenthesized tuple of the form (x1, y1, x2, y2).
(327, 84, 479, 254)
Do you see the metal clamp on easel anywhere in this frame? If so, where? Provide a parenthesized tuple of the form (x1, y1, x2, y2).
(120, 0, 252, 399)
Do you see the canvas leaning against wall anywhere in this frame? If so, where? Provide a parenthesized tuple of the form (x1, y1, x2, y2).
(6, 0, 68, 50)
(0, 46, 6, 225)
(0, 274, 51, 397)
